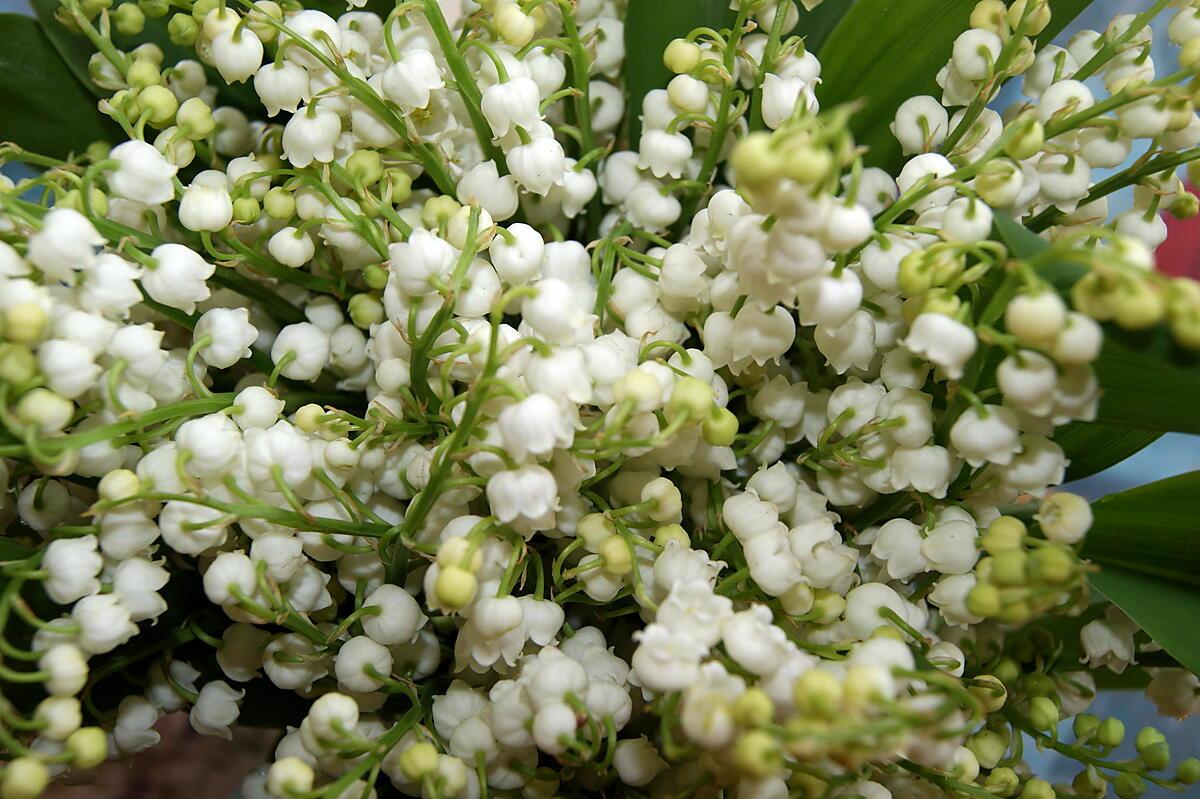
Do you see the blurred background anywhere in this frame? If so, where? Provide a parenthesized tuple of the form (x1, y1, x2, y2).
(1, 0, 1196, 795)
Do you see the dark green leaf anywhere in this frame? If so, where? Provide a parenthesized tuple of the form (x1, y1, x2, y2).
(1089, 566, 1200, 675)
(0, 537, 35, 563)
(816, 0, 1096, 171)
(1055, 421, 1161, 481)
(796, 0, 854, 54)
(995, 212, 1200, 435)
(816, 0, 974, 170)
(30, 0, 103, 97)
(0, 13, 119, 159)
(1082, 470, 1200, 586)
(1040, 0, 1098, 48)
(624, 0, 730, 145)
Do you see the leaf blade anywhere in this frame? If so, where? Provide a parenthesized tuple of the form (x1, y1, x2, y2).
(623, 0, 730, 145)
(0, 13, 119, 159)
(816, 0, 975, 170)
(1089, 567, 1200, 675)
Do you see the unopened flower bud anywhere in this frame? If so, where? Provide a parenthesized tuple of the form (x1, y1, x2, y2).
(398, 742, 440, 781)
(66, 727, 108, 769)
(435, 565, 477, 609)
(732, 730, 780, 778)
(663, 38, 702, 74)
(702, 406, 739, 446)
(598, 535, 633, 575)
(1097, 717, 1125, 748)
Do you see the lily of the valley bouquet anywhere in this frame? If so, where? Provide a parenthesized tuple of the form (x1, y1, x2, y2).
(1, 0, 1200, 796)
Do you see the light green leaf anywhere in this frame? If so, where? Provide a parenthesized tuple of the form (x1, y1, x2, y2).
(994, 213, 1200, 435)
(1055, 422, 1161, 481)
(0, 13, 119, 159)
(816, 0, 975, 170)
(1089, 567, 1200, 675)
(1082, 470, 1200, 586)
(624, 0, 730, 145)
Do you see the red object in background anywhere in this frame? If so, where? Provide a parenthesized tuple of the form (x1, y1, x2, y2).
(1157, 183, 1200, 278)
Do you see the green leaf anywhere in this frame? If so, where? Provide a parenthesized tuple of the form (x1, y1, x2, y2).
(624, 0, 730, 145)
(1039, 0, 1098, 48)
(0, 13, 119, 159)
(796, 1, 854, 54)
(1054, 421, 1161, 481)
(1089, 567, 1200, 675)
(30, 0, 103, 97)
(816, 0, 1096, 171)
(1082, 470, 1200, 586)
(994, 213, 1200, 435)
(816, 0, 974, 170)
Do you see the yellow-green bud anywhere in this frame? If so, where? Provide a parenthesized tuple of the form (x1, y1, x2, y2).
(421, 195, 460, 229)
(264, 186, 295, 220)
(733, 688, 774, 727)
(701, 406, 739, 446)
(347, 150, 384, 187)
(1028, 696, 1059, 732)
(1008, 0, 1051, 35)
(363, 263, 389, 291)
(98, 468, 142, 502)
(1004, 116, 1045, 160)
(668, 376, 714, 420)
(4, 304, 47, 345)
(968, 729, 1008, 769)
(398, 742, 440, 781)
(1097, 717, 1126, 748)
(982, 516, 1026, 554)
(1177, 757, 1200, 784)
(0, 757, 49, 799)
(598, 536, 633, 576)
(970, 0, 1010, 37)
(126, 59, 160, 90)
(732, 730, 781, 778)
(385, 169, 413, 203)
(1182, 37, 1200, 71)
(992, 550, 1028, 587)
(967, 582, 1002, 616)
(167, 12, 199, 46)
(577, 513, 616, 549)
(495, 3, 536, 48)
(1029, 546, 1074, 584)
(233, 197, 261, 224)
(1073, 713, 1100, 741)
(654, 523, 689, 548)
(190, 0, 218, 19)
(1021, 777, 1056, 799)
(663, 38, 702, 74)
(1142, 741, 1170, 771)
(1113, 280, 1165, 331)
(1135, 726, 1166, 754)
(792, 669, 842, 717)
(348, 294, 384, 328)
(970, 675, 1007, 712)
(66, 727, 108, 769)
(781, 143, 833, 186)
(138, 0, 169, 17)
(986, 767, 1020, 798)
(0, 345, 37, 384)
(730, 132, 777, 187)
(177, 96, 215, 139)
(1113, 773, 1145, 799)
(114, 3, 146, 35)
(435, 565, 477, 609)
(1170, 192, 1199, 220)
(138, 85, 178, 127)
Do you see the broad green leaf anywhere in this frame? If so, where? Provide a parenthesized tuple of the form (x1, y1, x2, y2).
(1055, 421, 1161, 481)
(816, 0, 1096, 171)
(1082, 470, 1200, 586)
(0, 13, 119, 159)
(995, 213, 1200, 435)
(624, 0, 730, 145)
(816, 0, 974, 170)
(798, 1, 854, 55)
(30, 0, 102, 97)
(1089, 567, 1200, 675)
(1039, 0, 1098, 48)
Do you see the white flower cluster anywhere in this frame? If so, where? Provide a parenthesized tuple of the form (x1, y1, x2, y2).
(3, 0, 1200, 798)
